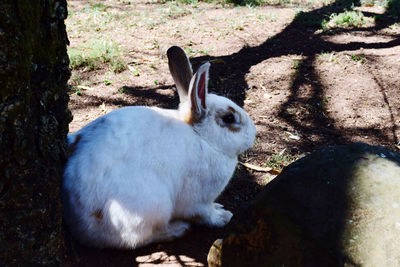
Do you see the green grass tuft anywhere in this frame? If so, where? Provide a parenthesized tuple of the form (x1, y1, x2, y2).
(350, 53, 366, 63)
(159, 0, 201, 4)
(322, 10, 370, 31)
(266, 154, 297, 170)
(293, 59, 303, 69)
(161, 0, 267, 6)
(85, 2, 110, 12)
(68, 39, 127, 73)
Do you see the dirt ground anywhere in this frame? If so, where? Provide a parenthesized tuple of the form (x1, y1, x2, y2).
(66, 0, 400, 266)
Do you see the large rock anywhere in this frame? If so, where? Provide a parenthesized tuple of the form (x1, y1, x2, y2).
(208, 143, 400, 266)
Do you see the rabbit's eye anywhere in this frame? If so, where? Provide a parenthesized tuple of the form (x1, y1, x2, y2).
(222, 114, 235, 124)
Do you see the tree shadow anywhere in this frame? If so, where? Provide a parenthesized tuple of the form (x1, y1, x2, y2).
(195, 0, 399, 151)
(69, 0, 399, 265)
(69, 84, 178, 110)
(121, 85, 181, 109)
(72, 0, 399, 151)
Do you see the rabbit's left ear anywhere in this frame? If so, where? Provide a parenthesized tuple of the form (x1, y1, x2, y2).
(167, 46, 193, 103)
(188, 62, 210, 123)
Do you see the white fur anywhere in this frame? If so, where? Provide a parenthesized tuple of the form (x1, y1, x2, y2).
(62, 51, 256, 249)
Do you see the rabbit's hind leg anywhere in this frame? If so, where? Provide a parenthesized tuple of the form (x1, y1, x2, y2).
(147, 220, 190, 244)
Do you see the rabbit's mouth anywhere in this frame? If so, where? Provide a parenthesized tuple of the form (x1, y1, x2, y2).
(238, 140, 255, 155)
(240, 145, 253, 155)
(243, 131, 257, 153)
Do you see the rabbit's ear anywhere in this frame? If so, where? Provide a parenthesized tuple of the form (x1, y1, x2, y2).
(167, 46, 193, 103)
(189, 62, 210, 123)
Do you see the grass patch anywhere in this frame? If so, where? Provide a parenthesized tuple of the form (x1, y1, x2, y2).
(159, 0, 293, 6)
(176, 0, 200, 4)
(103, 78, 113, 86)
(118, 86, 128, 94)
(388, 22, 398, 29)
(159, 0, 209, 5)
(266, 153, 297, 170)
(84, 2, 110, 13)
(322, 10, 370, 30)
(350, 53, 366, 63)
(225, 0, 306, 6)
(257, 12, 278, 22)
(68, 39, 127, 73)
(183, 46, 213, 57)
(292, 59, 303, 69)
(159, 2, 193, 18)
(318, 51, 337, 62)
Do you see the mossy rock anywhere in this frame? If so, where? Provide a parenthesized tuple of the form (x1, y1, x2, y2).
(208, 143, 400, 266)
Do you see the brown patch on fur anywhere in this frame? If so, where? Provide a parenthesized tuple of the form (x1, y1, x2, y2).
(91, 209, 103, 220)
(227, 124, 240, 133)
(67, 134, 81, 157)
(215, 108, 241, 133)
(184, 110, 195, 125)
(184, 108, 203, 125)
(228, 106, 236, 113)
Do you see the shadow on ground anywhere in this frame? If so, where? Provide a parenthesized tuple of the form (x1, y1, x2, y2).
(194, 0, 399, 151)
(70, 0, 400, 265)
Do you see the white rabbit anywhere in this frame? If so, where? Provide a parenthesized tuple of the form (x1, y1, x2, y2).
(62, 46, 256, 249)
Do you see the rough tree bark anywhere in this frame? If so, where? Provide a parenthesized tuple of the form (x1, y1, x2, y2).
(0, 0, 72, 264)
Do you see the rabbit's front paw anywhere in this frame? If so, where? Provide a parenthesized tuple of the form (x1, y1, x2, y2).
(195, 203, 233, 227)
(213, 204, 233, 227)
(150, 221, 190, 244)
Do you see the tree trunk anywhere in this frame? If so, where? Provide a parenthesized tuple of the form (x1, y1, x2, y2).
(0, 0, 72, 264)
